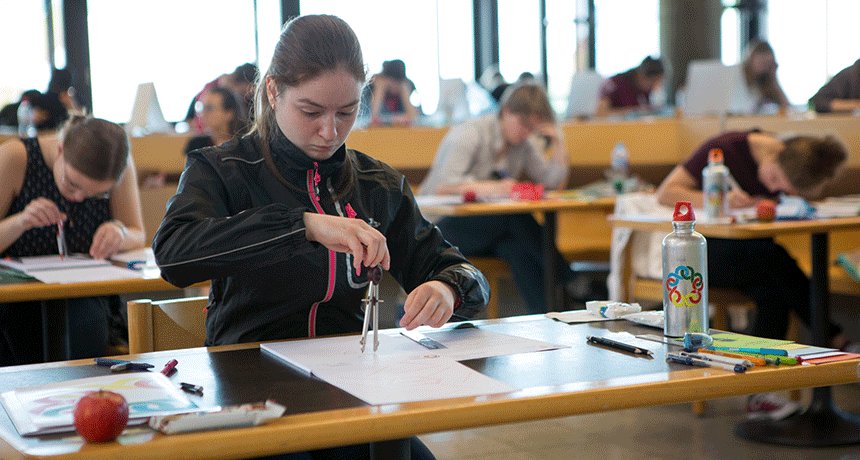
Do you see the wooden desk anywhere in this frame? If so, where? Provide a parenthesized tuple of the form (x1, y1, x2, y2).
(0, 316, 856, 459)
(610, 216, 860, 446)
(420, 195, 615, 310)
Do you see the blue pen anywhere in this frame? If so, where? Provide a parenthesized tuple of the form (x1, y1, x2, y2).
(707, 346, 788, 356)
(95, 358, 129, 367)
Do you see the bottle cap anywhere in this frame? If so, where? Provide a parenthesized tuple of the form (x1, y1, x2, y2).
(708, 148, 723, 163)
(673, 201, 695, 222)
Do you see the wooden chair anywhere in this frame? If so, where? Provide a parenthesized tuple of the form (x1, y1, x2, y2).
(469, 257, 508, 319)
(127, 297, 208, 354)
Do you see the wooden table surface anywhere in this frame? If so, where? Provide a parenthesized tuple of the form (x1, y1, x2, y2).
(0, 316, 856, 459)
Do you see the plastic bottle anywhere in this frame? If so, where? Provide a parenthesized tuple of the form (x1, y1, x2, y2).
(610, 142, 629, 194)
(17, 100, 37, 139)
(662, 201, 708, 337)
(702, 148, 729, 220)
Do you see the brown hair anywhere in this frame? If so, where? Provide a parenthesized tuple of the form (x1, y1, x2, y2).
(251, 15, 366, 198)
(59, 115, 129, 181)
(778, 135, 847, 194)
(208, 86, 249, 136)
(743, 41, 784, 106)
(498, 83, 556, 124)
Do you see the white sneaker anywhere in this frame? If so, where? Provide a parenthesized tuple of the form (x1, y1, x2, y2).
(746, 393, 802, 421)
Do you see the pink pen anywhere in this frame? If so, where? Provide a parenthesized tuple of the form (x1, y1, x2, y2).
(56, 221, 67, 260)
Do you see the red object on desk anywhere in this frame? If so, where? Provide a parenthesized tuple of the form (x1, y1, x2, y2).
(510, 182, 544, 201)
(160, 359, 178, 376)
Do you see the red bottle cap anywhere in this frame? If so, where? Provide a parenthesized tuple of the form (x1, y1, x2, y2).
(673, 201, 695, 222)
(708, 148, 723, 163)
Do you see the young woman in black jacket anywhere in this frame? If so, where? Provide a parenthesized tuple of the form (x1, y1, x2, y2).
(153, 15, 488, 349)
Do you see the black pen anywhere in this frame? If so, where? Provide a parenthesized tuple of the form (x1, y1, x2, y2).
(586, 335, 654, 357)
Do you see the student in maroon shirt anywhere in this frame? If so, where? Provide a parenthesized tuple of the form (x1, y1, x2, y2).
(657, 129, 850, 419)
(657, 130, 848, 346)
(597, 56, 665, 117)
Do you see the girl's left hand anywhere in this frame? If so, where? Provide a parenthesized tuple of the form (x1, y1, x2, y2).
(89, 221, 126, 259)
(400, 280, 456, 330)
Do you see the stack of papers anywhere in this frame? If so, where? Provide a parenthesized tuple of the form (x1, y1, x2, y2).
(0, 254, 143, 284)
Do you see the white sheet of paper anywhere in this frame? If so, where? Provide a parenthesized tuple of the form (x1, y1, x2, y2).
(545, 310, 615, 323)
(110, 248, 156, 265)
(0, 254, 109, 272)
(29, 265, 143, 284)
(261, 328, 565, 405)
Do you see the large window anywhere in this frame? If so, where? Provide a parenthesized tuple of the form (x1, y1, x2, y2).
(497, 2, 542, 84)
(87, 0, 281, 123)
(0, 2, 51, 108)
(766, 0, 860, 106)
(593, 0, 660, 78)
(300, 1, 474, 117)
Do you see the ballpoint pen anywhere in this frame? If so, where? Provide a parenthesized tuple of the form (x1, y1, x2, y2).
(586, 335, 653, 357)
(360, 266, 383, 353)
(679, 351, 754, 369)
(667, 352, 746, 373)
(56, 221, 67, 260)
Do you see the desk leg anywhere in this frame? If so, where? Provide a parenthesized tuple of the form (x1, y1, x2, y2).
(40, 300, 70, 362)
(542, 212, 559, 311)
(736, 232, 860, 446)
(370, 439, 410, 460)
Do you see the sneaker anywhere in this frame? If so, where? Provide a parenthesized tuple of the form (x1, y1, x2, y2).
(746, 393, 802, 421)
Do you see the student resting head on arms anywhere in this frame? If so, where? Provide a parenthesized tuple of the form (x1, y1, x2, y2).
(656, 130, 848, 346)
(0, 115, 145, 365)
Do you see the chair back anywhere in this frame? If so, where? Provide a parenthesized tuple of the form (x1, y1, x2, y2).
(127, 296, 208, 354)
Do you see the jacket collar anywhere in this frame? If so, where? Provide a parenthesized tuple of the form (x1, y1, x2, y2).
(268, 128, 346, 180)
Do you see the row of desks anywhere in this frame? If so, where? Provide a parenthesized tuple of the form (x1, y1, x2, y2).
(0, 316, 857, 458)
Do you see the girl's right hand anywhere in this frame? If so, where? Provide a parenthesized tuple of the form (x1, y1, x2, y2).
(303, 212, 390, 275)
(726, 188, 755, 208)
(19, 198, 66, 230)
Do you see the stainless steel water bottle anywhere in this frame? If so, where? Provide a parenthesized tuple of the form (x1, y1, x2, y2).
(702, 148, 729, 220)
(662, 201, 708, 337)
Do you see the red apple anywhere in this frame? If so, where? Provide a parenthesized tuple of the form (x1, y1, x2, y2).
(73, 390, 129, 442)
(462, 189, 477, 203)
(756, 199, 777, 222)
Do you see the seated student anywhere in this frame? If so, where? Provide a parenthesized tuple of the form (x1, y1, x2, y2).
(809, 58, 860, 113)
(184, 63, 258, 133)
(183, 87, 248, 155)
(597, 56, 665, 117)
(729, 40, 790, 114)
(656, 130, 848, 418)
(367, 59, 421, 126)
(154, 15, 487, 459)
(0, 115, 146, 365)
(419, 82, 571, 314)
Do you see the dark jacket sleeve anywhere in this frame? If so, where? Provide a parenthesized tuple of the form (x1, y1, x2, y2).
(152, 152, 315, 287)
(387, 176, 489, 318)
(809, 62, 859, 113)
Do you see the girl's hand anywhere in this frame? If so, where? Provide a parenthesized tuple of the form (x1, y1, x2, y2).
(400, 281, 456, 330)
(19, 198, 65, 230)
(89, 220, 126, 259)
(304, 213, 390, 275)
(727, 188, 755, 208)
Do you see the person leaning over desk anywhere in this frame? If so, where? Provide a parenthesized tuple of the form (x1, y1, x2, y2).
(809, 58, 860, 114)
(153, 15, 487, 459)
(0, 115, 146, 365)
(418, 82, 572, 314)
(656, 130, 849, 348)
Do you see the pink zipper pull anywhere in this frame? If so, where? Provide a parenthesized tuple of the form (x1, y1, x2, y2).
(345, 203, 357, 219)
